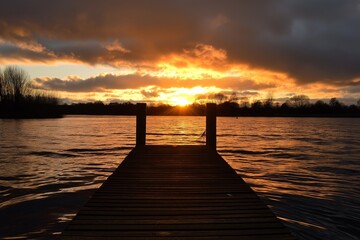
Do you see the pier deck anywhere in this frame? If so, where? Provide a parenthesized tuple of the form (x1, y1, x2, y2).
(62, 145, 295, 240)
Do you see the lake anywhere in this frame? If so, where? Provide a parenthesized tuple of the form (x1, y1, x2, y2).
(0, 116, 359, 239)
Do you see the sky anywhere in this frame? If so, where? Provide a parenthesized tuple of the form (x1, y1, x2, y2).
(0, 0, 360, 105)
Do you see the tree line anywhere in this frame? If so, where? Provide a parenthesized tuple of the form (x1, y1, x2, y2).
(0, 66, 60, 118)
(60, 98, 360, 117)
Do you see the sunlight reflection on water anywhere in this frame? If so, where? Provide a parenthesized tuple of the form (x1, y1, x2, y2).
(0, 116, 359, 239)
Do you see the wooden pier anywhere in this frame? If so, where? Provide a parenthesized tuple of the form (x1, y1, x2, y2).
(62, 103, 295, 240)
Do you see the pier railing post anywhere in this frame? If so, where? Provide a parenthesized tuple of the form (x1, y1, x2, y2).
(136, 103, 146, 146)
(206, 103, 216, 149)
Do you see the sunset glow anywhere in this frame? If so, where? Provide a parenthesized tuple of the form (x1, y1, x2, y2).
(170, 97, 191, 107)
(0, 1, 359, 105)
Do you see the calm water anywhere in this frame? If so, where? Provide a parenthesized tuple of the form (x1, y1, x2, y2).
(0, 116, 359, 240)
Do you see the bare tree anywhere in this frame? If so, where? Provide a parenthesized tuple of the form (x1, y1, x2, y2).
(314, 100, 327, 107)
(288, 95, 310, 108)
(329, 97, 341, 108)
(264, 92, 274, 108)
(251, 100, 263, 109)
(239, 97, 250, 108)
(3, 66, 30, 103)
(214, 93, 227, 104)
(229, 92, 238, 102)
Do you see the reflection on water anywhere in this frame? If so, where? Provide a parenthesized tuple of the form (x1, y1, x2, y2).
(0, 116, 359, 239)
(217, 118, 360, 240)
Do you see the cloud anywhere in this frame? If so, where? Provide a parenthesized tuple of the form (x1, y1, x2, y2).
(103, 40, 131, 54)
(32, 74, 159, 92)
(141, 88, 160, 98)
(0, 38, 46, 53)
(344, 84, 360, 93)
(1, 0, 360, 86)
(32, 73, 276, 93)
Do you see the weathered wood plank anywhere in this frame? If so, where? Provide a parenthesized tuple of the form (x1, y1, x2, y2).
(62, 145, 295, 239)
(62, 236, 294, 240)
(63, 228, 291, 237)
(71, 213, 278, 220)
(66, 222, 286, 231)
(69, 217, 282, 225)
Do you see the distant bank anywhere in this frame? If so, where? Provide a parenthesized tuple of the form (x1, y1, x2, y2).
(58, 101, 360, 117)
(2, 101, 360, 118)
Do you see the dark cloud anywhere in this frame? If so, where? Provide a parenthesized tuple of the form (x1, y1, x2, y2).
(141, 88, 160, 98)
(1, 0, 360, 86)
(345, 84, 360, 93)
(238, 91, 260, 97)
(33, 74, 275, 92)
(195, 90, 260, 102)
(33, 74, 160, 92)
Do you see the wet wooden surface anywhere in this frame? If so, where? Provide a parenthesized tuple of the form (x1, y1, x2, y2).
(62, 145, 295, 240)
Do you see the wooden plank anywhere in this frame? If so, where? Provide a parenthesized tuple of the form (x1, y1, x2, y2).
(71, 213, 278, 220)
(69, 217, 281, 225)
(62, 145, 295, 239)
(65, 222, 285, 231)
(62, 236, 294, 240)
(84, 202, 267, 207)
(63, 228, 291, 237)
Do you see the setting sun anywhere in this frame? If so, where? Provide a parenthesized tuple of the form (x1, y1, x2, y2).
(170, 97, 191, 106)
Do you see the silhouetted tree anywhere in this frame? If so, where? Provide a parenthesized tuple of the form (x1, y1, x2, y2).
(288, 95, 310, 108)
(2, 66, 30, 104)
(251, 100, 263, 109)
(239, 97, 250, 108)
(229, 92, 238, 102)
(264, 93, 274, 108)
(218, 101, 239, 116)
(214, 93, 227, 104)
(329, 98, 341, 108)
(357, 99, 360, 107)
(314, 100, 327, 107)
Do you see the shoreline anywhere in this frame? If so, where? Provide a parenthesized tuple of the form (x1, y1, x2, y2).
(2, 113, 359, 119)
(0, 113, 63, 119)
(67, 113, 360, 118)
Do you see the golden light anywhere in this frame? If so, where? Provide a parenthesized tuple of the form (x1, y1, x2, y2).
(170, 97, 191, 106)
(30, 43, 302, 104)
(151, 87, 204, 106)
(154, 62, 226, 80)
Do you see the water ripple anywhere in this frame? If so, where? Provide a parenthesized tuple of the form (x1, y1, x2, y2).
(0, 116, 359, 240)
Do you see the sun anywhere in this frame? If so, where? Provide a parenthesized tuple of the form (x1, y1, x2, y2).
(171, 97, 191, 106)
(177, 98, 190, 106)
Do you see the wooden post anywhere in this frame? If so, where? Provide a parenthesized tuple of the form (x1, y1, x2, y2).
(136, 103, 146, 146)
(206, 103, 216, 149)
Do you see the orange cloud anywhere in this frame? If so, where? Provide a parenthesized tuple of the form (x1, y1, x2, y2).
(103, 40, 131, 54)
(1, 0, 360, 86)
(1, 0, 360, 105)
